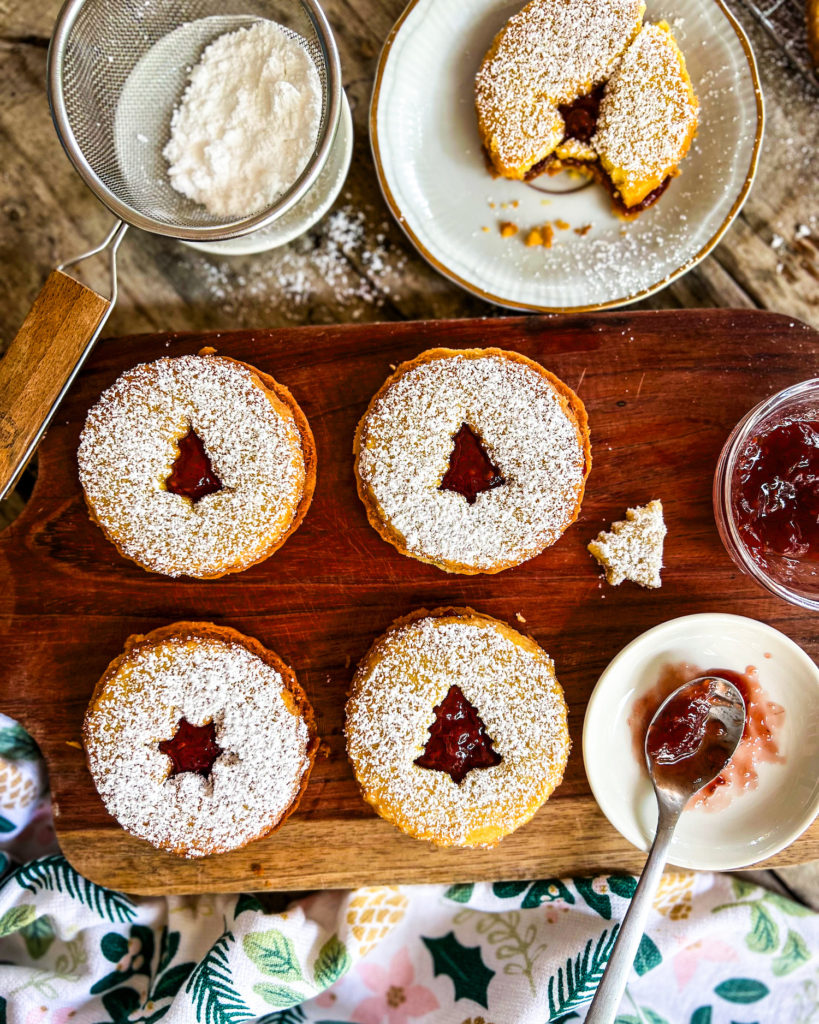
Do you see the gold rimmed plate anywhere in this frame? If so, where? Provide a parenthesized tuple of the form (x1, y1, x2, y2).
(370, 0, 764, 312)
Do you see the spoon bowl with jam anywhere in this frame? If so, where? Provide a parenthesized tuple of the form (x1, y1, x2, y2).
(585, 675, 745, 1024)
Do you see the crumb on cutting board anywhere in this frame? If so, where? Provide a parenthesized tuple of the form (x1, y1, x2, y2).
(588, 499, 666, 588)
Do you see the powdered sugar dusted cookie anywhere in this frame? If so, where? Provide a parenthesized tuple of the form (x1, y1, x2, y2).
(588, 499, 666, 588)
(354, 348, 591, 575)
(84, 622, 318, 858)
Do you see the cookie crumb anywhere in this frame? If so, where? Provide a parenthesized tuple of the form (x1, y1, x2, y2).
(515, 611, 527, 624)
(555, 219, 571, 230)
(574, 224, 593, 236)
(588, 499, 666, 588)
(500, 221, 519, 237)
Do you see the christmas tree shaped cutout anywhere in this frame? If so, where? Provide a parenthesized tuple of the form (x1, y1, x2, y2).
(166, 429, 223, 503)
(415, 685, 501, 784)
(439, 423, 505, 504)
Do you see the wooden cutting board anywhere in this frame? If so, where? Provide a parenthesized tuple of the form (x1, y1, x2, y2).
(2, 310, 819, 895)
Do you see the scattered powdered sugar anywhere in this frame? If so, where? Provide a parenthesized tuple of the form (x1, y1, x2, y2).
(196, 206, 406, 320)
(357, 353, 587, 572)
(78, 355, 306, 577)
(345, 612, 570, 847)
(588, 499, 666, 588)
(84, 633, 311, 857)
(476, 0, 644, 174)
(594, 24, 699, 197)
(164, 21, 321, 217)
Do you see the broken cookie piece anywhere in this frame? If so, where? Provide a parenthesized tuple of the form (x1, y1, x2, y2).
(588, 499, 666, 588)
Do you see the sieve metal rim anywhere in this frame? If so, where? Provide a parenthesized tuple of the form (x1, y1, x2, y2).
(46, 0, 343, 242)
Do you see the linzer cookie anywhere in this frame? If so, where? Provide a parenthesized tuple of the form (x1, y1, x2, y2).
(354, 347, 590, 574)
(475, 0, 698, 217)
(78, 353, 316, 578)
(345, 607, 571, 847)
(593, 23, 698, 210)
(83, 622, 318, 858)
(476, 0, 645, 179)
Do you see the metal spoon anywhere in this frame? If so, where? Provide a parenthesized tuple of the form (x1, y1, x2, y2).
(585, 675, 746, 1024)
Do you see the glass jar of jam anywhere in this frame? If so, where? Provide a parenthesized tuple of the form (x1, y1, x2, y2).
(714, 378, 819, 610)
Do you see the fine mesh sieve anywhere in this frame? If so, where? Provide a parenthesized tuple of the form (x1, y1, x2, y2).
(51, 0, 342, 239)
(0, 0, 342, 500)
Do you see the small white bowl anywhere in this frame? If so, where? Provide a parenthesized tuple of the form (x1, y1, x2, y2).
(184, 89, 354, 255)
(583, 613, 819, 870)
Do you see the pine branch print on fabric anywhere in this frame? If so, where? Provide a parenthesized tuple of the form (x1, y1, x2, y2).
(12, 856, 136, 923)
(548, 926, 619, 1018)
(186, 926, 252, 1024)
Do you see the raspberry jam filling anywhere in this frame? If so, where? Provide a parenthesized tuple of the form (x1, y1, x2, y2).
(159, 718, 223, 779)
(439, 423, 505, 505)
(733, 419, 819, 565)
(415, 685, 502, 784)
(558, 83, 604, 142)
(166, 430, 223, 503)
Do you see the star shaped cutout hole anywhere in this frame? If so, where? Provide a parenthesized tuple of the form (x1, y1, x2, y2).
(158, 718, 223, 779)
(439, 424, 504, 505)
(165, 429, 223, 502)
(414, 685, 502, 784)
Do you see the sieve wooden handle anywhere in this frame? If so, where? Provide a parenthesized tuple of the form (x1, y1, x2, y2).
(0, 269, 112, 500)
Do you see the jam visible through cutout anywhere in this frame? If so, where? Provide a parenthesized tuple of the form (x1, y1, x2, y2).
(159, 718, 223, 779)
(439, 424, 505, 505)
(559, 84, 604, 142)
(415, 685, 502, 784)
(166, 430, 223, 503)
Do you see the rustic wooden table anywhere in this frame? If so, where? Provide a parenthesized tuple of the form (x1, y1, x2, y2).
(1, 0, 818, 897)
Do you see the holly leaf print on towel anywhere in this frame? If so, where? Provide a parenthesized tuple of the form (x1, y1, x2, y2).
(574, 877, 612, 920)
(243, 929, 304, 982)
(422, 931, 495, 1007)
(187, 926, 251, 1024)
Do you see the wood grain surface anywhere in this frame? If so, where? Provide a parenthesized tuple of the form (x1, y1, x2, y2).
(1, 309, 819, 894)
(0, 269, 110, 498)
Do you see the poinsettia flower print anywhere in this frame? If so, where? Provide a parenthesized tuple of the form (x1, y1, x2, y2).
(352, 947, 439, 1024)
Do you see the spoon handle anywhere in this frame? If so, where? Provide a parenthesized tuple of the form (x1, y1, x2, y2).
(584, 803, 682, 1024)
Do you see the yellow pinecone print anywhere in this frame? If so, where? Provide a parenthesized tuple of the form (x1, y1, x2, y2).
(0, 760, 36, 813)
(345, 886, 408, 955)
(653, 871, 695, 919)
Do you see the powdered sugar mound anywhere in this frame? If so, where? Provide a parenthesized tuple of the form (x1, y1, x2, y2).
(84, 633, 311, 857)
(78, 355, 306, 577)
(164, 21, 321, 217)
(345, 611, 570, 847)
(357, 353, 587, 572)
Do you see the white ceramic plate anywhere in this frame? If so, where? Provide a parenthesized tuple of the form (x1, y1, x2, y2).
(583, 614, 819, 870)
(370, 0, 763, 311)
